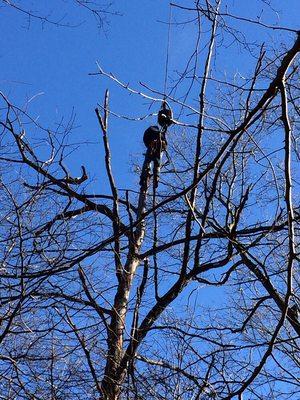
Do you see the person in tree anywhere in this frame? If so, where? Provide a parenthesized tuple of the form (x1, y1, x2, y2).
(140, 102, 173, 188)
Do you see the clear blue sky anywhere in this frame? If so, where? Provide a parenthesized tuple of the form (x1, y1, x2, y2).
(1, 0, 299, 190)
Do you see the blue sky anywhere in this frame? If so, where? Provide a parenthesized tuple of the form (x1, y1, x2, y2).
(1, 0, 299, 190)
(1, 1, 174, 188)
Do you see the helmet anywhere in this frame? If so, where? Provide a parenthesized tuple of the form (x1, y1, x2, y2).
(158, 102, 173, 127)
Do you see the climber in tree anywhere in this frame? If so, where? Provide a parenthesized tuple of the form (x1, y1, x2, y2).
(140, 102, 173, 189)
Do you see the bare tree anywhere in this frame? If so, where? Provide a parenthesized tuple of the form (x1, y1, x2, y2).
(1, 1, 300, 399)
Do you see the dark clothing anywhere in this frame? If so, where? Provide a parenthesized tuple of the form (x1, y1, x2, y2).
(140, 125, 167, 188)
(143, 125, 167, 149)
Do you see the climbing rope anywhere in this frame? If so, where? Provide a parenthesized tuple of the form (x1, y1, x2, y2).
(163, 3, 173, 99)
(152, 4, 173, 299)
(152, 124, 165, 301)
